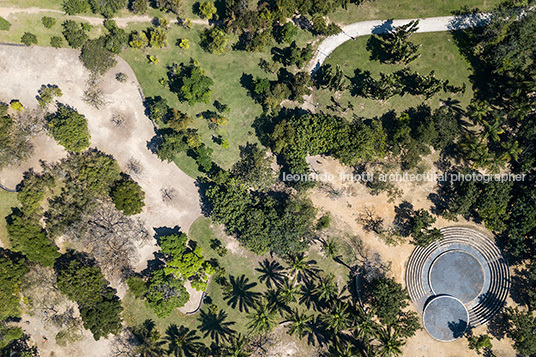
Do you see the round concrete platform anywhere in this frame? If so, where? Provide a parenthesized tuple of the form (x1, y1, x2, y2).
(429, 250, 485, 303)
(423, 295, 469, 342)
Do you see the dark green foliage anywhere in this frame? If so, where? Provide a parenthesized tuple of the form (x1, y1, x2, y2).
(168, 61, 214, 105)
(410, 209, 442, 246)
(62, 20, 89, 49)
(0, 16, 11, 31)
(132, 319, 165, 356)
(164, 324, 205, 357)
(371, 20, 421, 64)
(130, 0, 148, 13)
(126, 276, 148, 298)
(159, 233, 188, 256)
(468, 334, 492, 355)
(272, 41, 313, 68)
(276, 22, 298, 44)
(37, 85, 63, 107)
(80, 38, 118, 75)
(89, 0, 127, 17)
(111, 177, 145, 215)
(313, 63, 347, 92)
(0, 249, 29, 321)
(505, 307, 536, 356)
(369, 277, 411, 326)
(45, 150, 121, 236)
(63, 0, 91, 15)
(200, 27, 227, 54)
(155, 0, 181, 14)
(6, 212, 60, 266)
(21, 32, 38, 46)
(316, 214, 330, 229)
(205, 176, 316, 257)
(231, 142, 275, 191)
(268, 112, 386, 173)
(50, 36, 64, 48)
(102, 20, 128, 54)
(56, 258, 122, 340)
(41, 16, 56, 29)
(238, 30, 273, 53)
(156, 129, 189, 162)
(146, 96, 170, 123)
(145, 268, 189, 318)
(0, 325, 23, 350)
(311, 16, 341, 36)
(47, 105, 91, 152)
(507, 186, 536, 258)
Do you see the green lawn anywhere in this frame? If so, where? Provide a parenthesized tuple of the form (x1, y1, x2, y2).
(318, 31, 474, 119)
(120, 23, 276, 173)
(0, 191, 17, 247)
(330, 0, 503, 25)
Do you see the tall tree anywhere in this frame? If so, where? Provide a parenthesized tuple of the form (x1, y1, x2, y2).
(164, 324, 204, 357)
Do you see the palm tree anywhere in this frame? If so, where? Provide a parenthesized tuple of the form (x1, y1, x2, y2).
(467, 100, 490, 124)
(132, 319, 165, 357)
(198, 309, 236, 344)
(376, 326, 405, 357)
(264, 289, 290, 317)
(256, 259, 286, 288)
(321, 239, 339, 260)
(278, 278, 300, 304)
(163, 324, 204, 357)
(320, 301, 352, 335)
(288, 253, 320, 283)
(479, 114, 504, 143)
(353, 306, 380, 341)
(247, 300, 278, 335)
(313, 273, 338, 304)
(285, 308, 313, 338)
(223, 274, 261, 312)
(220, 333, 252, 357)
(327, 340, 360, 357)
(500, 139, 523, 162)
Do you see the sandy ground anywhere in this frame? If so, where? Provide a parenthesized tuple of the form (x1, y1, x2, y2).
(0, 45, 203, 356)
(305, 155, 517, 357)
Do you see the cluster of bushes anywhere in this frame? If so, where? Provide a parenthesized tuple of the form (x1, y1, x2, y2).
(62, 0, 127, 17)
(129, 18, 170, 50)
(127, 232, 214, 317)
(349, 68, 466, 100)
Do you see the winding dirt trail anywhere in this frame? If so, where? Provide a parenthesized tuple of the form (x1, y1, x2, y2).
(0, 7, 209, 27)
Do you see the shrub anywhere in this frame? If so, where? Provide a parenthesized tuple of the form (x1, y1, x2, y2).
(63, 0, 91, 14)
(42, 16, 56, 29)
(21, 32, 38, 46)
(0, 16, 12, 31)
(126, 276, 147, 298)
(317, 214, 331, 229)
(50, 36, 64, 48)
(115, 72, 128, 82)
(47, 105, 91, 152)
(198, 1, 217, 20)
(178, 38, 190, 49)
(200, 27, 227, 54)
(10, 100, 24, 111)
(111, 177, 146, 215)
(37, 85, 63, 107)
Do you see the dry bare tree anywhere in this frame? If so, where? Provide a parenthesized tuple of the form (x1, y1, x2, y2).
(66, 203, 151, 280)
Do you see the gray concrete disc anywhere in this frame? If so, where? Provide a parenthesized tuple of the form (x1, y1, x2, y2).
(423, 295, 469, 341)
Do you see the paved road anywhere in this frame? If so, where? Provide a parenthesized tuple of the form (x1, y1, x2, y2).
(309, 12, 492, 72)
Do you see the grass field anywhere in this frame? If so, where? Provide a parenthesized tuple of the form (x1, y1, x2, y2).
(0, 191, 17, 247)
(330, 0, 503, 25)
(318, 31, 474, 119)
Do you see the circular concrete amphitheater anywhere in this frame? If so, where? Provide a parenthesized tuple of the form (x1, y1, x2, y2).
(406, 226, 510, 342)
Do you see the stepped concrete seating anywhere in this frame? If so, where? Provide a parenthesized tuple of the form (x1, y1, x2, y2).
(406, 226, 510, 329)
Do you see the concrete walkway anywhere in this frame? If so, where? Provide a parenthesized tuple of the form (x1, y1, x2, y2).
(310, 12, 492, 72)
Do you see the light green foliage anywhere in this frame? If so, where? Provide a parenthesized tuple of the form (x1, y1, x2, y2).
(149, 27, 168, 48)
(0, 325, 23, 350)
(231, 142, 275, 191)
(21, 32, 38, 46)
(0, 17, 11, 31)
(130, 0, 148, 14)
(6, 213, 60, 266)
(129, 31, 149, 49)
(198, 1, 217, 19)
(89, 0, 127, 17)
(200, 27, 227, 55)
(9, 100, 23, 111)
(145, 269, 189, 318)
(178, 38, 190, 49)
(111, 177, 146, 215)
(0, 249, 29, 321)
(41, 16, 56, 29)
(279, 22, 298, 44)
(37, 85, 63, 107)
(47, 106, 90, 152)
(126, 276, 148, 298)
(468, 334, 492, 355)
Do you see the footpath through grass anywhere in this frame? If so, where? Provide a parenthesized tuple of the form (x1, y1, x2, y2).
(318, 31, 474, 119)
(0, 191, 17, 247)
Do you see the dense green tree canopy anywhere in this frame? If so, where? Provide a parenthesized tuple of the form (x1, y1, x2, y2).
(111, 177, 146, 215)
(47, 105, 91, 152)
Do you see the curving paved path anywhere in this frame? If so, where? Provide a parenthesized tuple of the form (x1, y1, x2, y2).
(309, 12, 492, 72)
